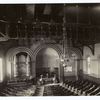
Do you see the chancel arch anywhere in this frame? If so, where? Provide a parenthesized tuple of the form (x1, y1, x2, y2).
(32, 44, 62, 80)
(5, 44, 82, 81)
(32, 43, 82, 81)
(36, 47, 60, 78)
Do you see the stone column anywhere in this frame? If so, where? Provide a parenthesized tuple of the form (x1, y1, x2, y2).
(14, 55, 17, 78)
(11, 58, 14, 79)
(26, 55, 30, 76)
(75, 59, 78, 80)
(59, 64, 64, 83)
(31, 60, 36, 78)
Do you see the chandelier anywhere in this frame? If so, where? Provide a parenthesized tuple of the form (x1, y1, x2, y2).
(60, 4, 71, 67)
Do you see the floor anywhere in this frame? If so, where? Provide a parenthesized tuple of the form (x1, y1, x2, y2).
(35, 83, 60, 96)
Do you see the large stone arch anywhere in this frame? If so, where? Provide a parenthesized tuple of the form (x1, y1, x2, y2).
(5, 44, 83, 80)
(32, 43, 82, 79)
(32, 43, 63, 78)
(6, 47, 34, 79)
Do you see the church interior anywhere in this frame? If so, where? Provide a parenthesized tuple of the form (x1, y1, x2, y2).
(0, 4, 100, 96)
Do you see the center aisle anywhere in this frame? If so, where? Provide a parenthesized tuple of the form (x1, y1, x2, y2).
(43, 84, 60, 96)
(42, 83, 78, 96)
(34, 86, 44, 96)
(34, 84, 59, 96)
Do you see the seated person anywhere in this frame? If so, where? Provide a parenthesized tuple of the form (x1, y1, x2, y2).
(38, 75, 43, 85)
(44, 73, 49, 84)
(52, 74, 57, 83)
(46, 73, 49, 78)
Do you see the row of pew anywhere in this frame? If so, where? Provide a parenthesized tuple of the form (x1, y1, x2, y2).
(41, 79, 100, 96)
(7, 77, 35, 85)
(1, 78, 100, 96)
(0, 82, 36, 96)
(62, 79, 100, 96)
(43, 84, 78, 96)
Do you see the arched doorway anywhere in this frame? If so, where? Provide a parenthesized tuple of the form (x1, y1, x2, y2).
(36, 47, 60, 78)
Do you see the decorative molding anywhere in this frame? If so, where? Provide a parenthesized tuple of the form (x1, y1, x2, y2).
(6, 46, 34, 61)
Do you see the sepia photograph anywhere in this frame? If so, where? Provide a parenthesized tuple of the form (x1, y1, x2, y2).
(0, 3, 100, 96)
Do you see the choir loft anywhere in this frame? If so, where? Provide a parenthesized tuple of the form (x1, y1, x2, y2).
(0, 4, 100, 96)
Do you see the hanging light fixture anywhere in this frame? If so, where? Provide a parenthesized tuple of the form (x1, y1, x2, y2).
(61, 4, 70, 67)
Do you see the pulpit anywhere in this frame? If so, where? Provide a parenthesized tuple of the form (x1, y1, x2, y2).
(37, 74, 58, 85)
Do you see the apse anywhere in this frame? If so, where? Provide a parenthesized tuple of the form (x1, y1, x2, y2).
(36, 47, 59, 77)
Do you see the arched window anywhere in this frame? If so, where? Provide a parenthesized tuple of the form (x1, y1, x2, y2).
(13, 52, 31, 78)
(87, 56, 91, 74)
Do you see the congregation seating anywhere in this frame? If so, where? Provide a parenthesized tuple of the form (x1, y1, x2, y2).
(7, 76, 35, 85)
(41, 84, 77, 96)
(1, 78, 100, 96)
(0, 79, 36, 96)
(63, 79, 100, 96)
(30, 77, 100, 96)
(42, 78, 100, 96)
(49, 85, 78, 96)
(0, 85, 36, 96)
